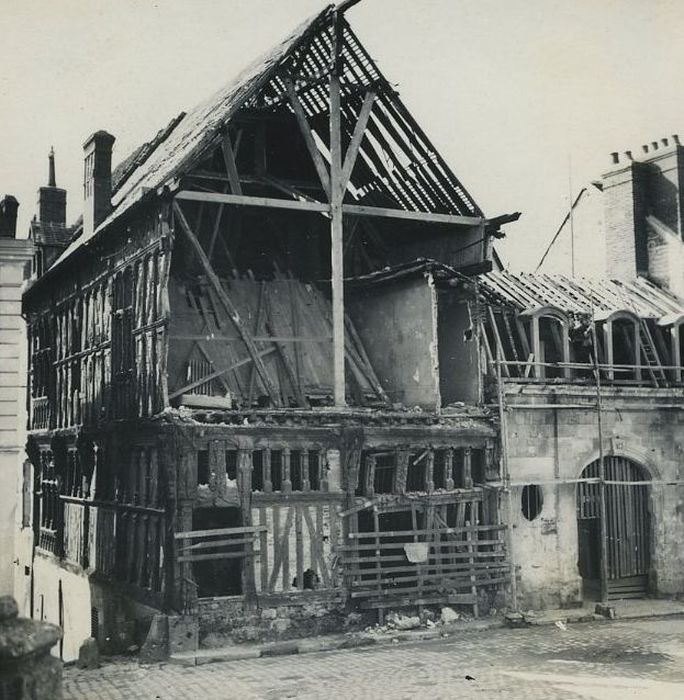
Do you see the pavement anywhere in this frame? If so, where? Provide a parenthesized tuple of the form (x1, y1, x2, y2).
(63, 613, 684, 699)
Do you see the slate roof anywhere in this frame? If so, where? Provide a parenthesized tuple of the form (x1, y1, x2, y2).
(478, 271, 684, 321)
(30, 220, 76, 248)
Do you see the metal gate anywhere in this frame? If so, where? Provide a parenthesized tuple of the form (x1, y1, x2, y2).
(577, 456, 651, 599)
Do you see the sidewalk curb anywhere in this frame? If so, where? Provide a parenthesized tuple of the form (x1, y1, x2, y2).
(169, 617, 505, 667)
(168, 607, 684, 667)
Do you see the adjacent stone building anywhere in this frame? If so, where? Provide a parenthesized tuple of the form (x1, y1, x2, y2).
(0, 196, 32, 599)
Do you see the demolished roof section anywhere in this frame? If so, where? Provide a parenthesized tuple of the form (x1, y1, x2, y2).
(478, 270, 684, 319)
(51, 3, 483, 272)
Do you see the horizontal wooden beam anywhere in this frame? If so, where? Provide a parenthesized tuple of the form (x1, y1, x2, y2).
(342, 203, 483, 227)
(175, 190, 329, 213)
(176, 191, 483, 227)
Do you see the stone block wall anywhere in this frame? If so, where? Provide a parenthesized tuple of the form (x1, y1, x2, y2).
(503, 383, 684, 609)
(197, 590, 348, 647)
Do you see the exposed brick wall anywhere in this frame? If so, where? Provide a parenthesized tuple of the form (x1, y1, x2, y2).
(603, 163, 642, 279)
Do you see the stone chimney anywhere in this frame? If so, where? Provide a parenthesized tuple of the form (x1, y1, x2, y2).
(37, 147, 66, 225)
(0, 195, 19, 238)
(83, 131, 115, 237)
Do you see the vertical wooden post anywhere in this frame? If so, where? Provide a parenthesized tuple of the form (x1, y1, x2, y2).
(463, 447, 473, 489)
(444, 448, 454, 490)
(239, 448, 257, 603)
(330, 10, 346, 407)
(282, 447, 292, 493)
(426, 449, 435, 493)
(672, 324, 681, 384)
(263, 448, 272, 493)
(301, 450, 310, 492)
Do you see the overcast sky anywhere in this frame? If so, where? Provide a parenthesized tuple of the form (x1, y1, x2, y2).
(1, 0, 682, 270)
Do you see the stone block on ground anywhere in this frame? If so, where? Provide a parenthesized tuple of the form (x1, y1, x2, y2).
(139, 614, 169, 663)
(77, 637, 100, 670)
(168, 615, 198, 655)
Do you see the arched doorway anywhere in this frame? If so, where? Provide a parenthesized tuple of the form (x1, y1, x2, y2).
(577, 456, 651, 599)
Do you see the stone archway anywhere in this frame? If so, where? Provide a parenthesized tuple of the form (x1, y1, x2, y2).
(576, 456, 651, 600)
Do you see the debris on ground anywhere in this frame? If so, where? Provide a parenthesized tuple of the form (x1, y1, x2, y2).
(440, 607, 460, 624)
(555, 620, 568, 631)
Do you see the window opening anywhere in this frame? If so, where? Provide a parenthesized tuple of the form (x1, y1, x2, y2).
(308, 451, 320, 491)
(406, 452, 427, 492)
(521, 484, 543, 520)
(291, 450, 303, 491)
(373, 454, 395, 494)
(270, 450, 283, 491)
(252, 450, 264, 491)
(197, 450, 209, 485)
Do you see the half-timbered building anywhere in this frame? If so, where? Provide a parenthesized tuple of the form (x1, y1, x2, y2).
(20, 3, 519, 660)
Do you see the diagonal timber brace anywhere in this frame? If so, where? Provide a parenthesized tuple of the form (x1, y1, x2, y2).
(341, 89, 376, 192)
(172, 200, 282, 406)
(284, 76, 331, 200)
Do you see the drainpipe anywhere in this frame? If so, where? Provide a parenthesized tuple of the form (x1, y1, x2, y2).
(590, 312, 610, 603)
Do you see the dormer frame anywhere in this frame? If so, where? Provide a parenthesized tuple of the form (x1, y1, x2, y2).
(520, 306, 570, 379)
(658, 312, 684, 383)
(596, 309, 642, 382)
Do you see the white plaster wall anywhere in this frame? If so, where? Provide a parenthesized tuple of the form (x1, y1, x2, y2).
(32, 555, 93, 662)
(0, 245, 31, 596)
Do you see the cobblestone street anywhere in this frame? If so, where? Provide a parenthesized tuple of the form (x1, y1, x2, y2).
(63, 615, 684, 699)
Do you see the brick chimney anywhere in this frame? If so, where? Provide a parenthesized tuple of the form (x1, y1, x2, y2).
(0, 195, 19, 238)
(603, 136, 684, 289)
(83, 131, 115, 237)
(37, 147, 66, 225)
(602, 156, 648, 279)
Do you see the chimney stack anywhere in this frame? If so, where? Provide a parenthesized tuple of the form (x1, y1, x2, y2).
(673, 134, 681, 146)
(642, 144, 649, 154)
(610, 152, 619, 164)
(0, 195, 19, 238)
(662, 138, 669, 147)
(37, 147, 66, 225)
(83, 130, 115, 237)
(651, 141, 659, 151)
(625, 150, 633, 161)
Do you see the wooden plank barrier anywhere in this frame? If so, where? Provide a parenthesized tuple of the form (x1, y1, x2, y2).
(340, 522, 508, 616)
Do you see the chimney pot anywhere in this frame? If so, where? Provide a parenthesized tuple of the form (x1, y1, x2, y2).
(83, 130, 115, 238)
(651, 141, 659, 150)
(662, 138, 669, 147)
(611, 152, 619, 164)
(673, 134, 681, 146)
(0, 195, 19, 239)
